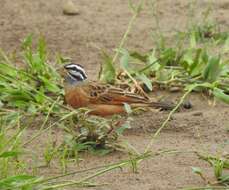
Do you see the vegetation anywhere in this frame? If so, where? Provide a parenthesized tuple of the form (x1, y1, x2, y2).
(0, 0, 228, 189)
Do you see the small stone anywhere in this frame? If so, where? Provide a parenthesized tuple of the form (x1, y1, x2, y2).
(192, 111, 203, 116)
(63, 0, 79, 16)
(169, 86, 181, 92)
(182, 100, 192, 109)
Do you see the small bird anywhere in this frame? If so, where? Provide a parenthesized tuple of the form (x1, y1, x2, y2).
(60, 63, 175, 116)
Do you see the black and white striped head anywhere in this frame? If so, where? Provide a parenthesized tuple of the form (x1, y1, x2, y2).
(64, 63, 88, 83)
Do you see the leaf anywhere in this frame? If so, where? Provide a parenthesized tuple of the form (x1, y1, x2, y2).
(190, 31, 197, 48)
(213, 88, 229, 104)
(37, 36, 47, 64)
(128, 0, 143, 14)
(137, 73, 152, 91)
(130, 51, 147, 62)
(116, 119, 132, 135)
(0, 63, 18, 78)
(202, 56, 221, 82)
(189, 48, 202, 75)
(120, 49, 130, 71)
(213, 159, 224, 179)
(156, 70, 172, 82)
(0, 151, 21, 158)
(223, 36, 229, 53)
(185, 83, 214, 93)
(145, 51, 160, 71)
(39, 76, 60, 93)
(99, 51, 116, 84)
(123, 103, 132, 114)
(27, 104, 38, 114)
(21, 34, 33, 49)
(219, 174, 229, 184)
(160, 48, 176, 66)
(191, 167, 202, 175)
(0, 100, 3, 108)
(181, 49, 194, 72)
(0, 175, 42, 189)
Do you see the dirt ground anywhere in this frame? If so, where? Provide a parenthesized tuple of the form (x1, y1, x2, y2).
(1, 0, 229, 189)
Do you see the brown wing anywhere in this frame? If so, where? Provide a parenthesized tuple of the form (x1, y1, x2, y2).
(84, 82, 150, 105)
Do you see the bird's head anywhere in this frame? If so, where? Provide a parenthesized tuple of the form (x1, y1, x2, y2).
(59, 63, 88, 85)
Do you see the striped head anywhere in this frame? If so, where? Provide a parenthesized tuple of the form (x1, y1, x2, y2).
(63, 63, 88, 84)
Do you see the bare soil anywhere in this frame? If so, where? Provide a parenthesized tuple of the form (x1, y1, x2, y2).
(1, 0, 229, 189)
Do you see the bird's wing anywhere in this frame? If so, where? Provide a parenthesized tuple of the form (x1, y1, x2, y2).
(84, 82, 150, 105)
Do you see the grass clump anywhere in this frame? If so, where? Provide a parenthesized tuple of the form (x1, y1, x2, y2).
(0, 34, 134, 189)
(0, 35, 127, 151)
(185, 153, 229, 190)
(0, 35, 63, 114)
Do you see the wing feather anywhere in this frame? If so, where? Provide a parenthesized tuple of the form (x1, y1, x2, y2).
(85, 82, 149, 105)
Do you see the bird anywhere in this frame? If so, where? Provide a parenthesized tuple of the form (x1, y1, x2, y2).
(60, 63, 175, 116)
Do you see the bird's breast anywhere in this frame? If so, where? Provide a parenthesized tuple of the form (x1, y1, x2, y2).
(65, 87, 89, 108)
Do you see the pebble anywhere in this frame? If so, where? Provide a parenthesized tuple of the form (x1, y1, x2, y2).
(182, 100, 192, 109)
(192, 111, 203, 116)
(169, 86, 181, 92)
(63, 0, 79, 16)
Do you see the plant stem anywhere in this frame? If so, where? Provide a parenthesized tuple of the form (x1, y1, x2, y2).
(182, 186, 229, 190)
(22, 97, 59, 147)
(144, 87, 194, 153)
(41, 153, 151, 190)
(112, 0, 144, 64)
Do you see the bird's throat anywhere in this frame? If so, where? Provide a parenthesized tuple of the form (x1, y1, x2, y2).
(64, 75, 86, 91)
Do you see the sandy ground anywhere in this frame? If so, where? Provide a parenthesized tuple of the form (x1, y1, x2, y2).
(1, 0, 229, 189)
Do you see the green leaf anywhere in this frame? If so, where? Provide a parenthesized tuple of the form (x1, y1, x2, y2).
(191, 167, 202, 175)
(128, 0, 143, 14)
(185, 83, 214, 93)
(202, 56, 221, 82)
(213, 88, 229, 104)
(0, 100, 3, 108)
(181, 49, 194, 72)
(213, 159, 224, 179)
(156, 70, 172, 82)
(21, 34, 33, 49)
(0, 63, 18, 78)
(190, 31, 197, 48)
(0, 175, 42, 190)
(139, 51, 160, 74)
(123, 103, 132, 114)
(160, 48, 176, 66)
(189, 48, 202, 75)
(130, 51, 147, 62)
(116, 119, 132, 135)
(99, 51, 116, 84)
(39, 76, 60, 93)
(34, 86, 45, 103)
(137, 73, 152, 91)
(37, 36, 47, 64)
(219, 174, 229, 184)
(223, 37, 229, 53)
(27, 104, 38, 114)
(0, 151, 21, 158)
(120, 49, 130, 71)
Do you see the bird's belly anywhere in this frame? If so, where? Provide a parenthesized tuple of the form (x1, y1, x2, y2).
(88, 104, 126, 116)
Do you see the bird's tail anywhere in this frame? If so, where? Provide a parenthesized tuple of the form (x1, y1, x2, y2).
(149, 101, 176, 111)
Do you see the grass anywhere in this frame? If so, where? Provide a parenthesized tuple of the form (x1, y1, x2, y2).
(0, 35, 136, 189)
(184, 152, 229, 190)
(0, 0, 229, 189)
